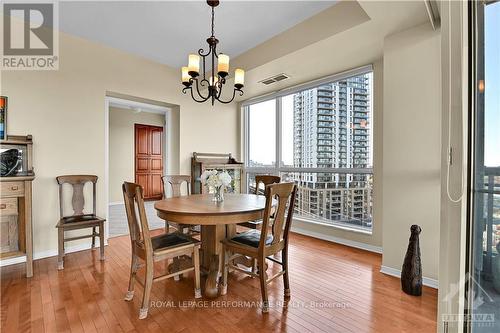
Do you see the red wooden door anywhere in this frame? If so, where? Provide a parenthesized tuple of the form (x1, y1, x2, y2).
(135, 124, 164, 200)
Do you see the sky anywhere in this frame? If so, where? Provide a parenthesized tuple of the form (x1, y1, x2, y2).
(484, 2, 500, 167)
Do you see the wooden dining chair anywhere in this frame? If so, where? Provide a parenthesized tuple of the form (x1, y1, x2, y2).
(161, 175, 199, 234)
(56, 175, 105, 270)
(122, 182, 201, 319)
(221, 182, 297, 313)
(239, 175, 281, 230)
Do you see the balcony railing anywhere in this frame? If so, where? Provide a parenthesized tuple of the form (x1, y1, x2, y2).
(477, 167, 500, 279)
(253, 170, 374, 232)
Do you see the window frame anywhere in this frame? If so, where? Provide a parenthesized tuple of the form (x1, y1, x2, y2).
(242, 64, 375, 233)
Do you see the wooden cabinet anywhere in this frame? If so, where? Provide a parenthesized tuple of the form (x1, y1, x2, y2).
(0, 135, 35, 277)
(135, 124, 163, 200)
(191, 152, 243, 194)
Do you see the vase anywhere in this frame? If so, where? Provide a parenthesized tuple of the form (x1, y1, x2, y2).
(212, 186, 224, 202)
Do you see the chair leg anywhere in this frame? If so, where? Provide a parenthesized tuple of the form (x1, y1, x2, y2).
(99, 222, 105, 261)
(125, 254, 138, 301)
(258, 257, 269, 313)
(57, 228, 64, 270)
(283, 248, 290, 298)
(252, 258, 258, 274)
(193, 246, 201, 298)
(139, 260, 153, 320)
(165, 221, 169, 234)
(91, 226, 96, 248)
(221, 245, 229, 296)
(173, 257, 181, 281)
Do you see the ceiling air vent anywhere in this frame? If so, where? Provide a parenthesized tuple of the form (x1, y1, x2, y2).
(259, 73, 290, 85)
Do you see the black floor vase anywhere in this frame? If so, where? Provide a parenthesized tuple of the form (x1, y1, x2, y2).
(401, 225, 423, 296)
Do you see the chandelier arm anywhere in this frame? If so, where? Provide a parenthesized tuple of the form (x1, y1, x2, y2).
(199, 78, 209, 88)
(184, 86, 208, 103)
(211, 50, 215, 89)
(193, 78, 211, 102)
(189, 86, 210, 103)
(215, 88, 239, 104)
(215, 77, 225, 99)
(213, 43, 218, 58)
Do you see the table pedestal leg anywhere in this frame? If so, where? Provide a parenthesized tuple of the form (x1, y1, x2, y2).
(201, 224, 226, 298)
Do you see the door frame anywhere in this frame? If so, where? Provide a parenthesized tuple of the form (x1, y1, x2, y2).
(104, 96, 172, 242)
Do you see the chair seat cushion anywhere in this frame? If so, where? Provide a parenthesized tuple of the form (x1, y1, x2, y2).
(238, 220, 263, 229)
(230, 230, 273, 248)
(60, 214, 104, 225)
(151, 232, 199, 251)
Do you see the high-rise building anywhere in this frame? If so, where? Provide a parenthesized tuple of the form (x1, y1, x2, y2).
(290, 73, 373, 228)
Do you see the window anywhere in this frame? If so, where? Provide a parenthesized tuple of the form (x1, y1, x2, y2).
(247, 99, 276, 167)
(243, 66, 374, 232)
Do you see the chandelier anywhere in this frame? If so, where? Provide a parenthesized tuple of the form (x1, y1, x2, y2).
(181, 0, 245, 105)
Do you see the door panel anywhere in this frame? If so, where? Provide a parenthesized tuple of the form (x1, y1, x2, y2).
(150, 174, 163, 198)
(135, 124, 164, 200)
(136, 158, 149, 172)
(151, 158, 162, 171)
(135, 174, 149, 198)
(151, 128, 162, 155)
(135, 126, 149, 155)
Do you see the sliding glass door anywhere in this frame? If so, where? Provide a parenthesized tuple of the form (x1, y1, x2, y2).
(469, 1, 500, 332)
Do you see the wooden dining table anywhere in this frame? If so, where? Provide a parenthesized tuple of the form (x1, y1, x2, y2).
(154, 193, 269, 298)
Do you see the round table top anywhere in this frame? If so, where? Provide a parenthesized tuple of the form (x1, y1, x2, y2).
(154, 193, 269, 225)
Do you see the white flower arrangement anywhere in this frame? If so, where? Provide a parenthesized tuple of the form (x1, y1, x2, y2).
(200, 169, 232, 189)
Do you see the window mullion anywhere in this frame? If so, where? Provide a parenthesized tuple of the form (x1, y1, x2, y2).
(276, 97, 282, 175)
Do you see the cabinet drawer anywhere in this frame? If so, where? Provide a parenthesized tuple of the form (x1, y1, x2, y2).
(1, 182, 24, 197)
(0, 198, 18, 216)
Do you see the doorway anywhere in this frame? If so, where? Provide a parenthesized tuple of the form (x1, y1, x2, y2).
(135, 124, 164, 200)
(105, 95, 174, 238)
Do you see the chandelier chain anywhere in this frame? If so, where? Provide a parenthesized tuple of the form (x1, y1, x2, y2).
(211, 6, 215, 37)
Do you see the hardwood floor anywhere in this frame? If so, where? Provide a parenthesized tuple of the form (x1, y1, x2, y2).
(1, 232, 437, 333)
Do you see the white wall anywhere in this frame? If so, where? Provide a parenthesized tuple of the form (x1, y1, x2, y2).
(1, 29, 239, 256)
(382, 23, 442, 280)
(108, 107, 165, 203)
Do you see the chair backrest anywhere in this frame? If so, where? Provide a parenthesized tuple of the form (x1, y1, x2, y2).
(122, 182, 152, 254)
(161, 175, 191, 198)
(260, 182, 297, 250)
(254, 175, 281, 195)
(56, 175, 98, 218)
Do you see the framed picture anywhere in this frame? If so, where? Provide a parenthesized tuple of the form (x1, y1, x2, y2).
(0, 96, 7, 140)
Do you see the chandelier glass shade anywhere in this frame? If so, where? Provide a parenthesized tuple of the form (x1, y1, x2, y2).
(181, 0, 245, 105)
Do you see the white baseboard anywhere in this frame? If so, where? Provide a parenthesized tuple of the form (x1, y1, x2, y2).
(291, 226, 383, 254)
(380, 265, 438, 289)
(0, 255, 27, 267)
(108, 201, 123, 206)
(0, 241, 108, 268)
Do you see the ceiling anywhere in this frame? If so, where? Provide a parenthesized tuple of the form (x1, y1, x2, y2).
(59, 1, 337, 69)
